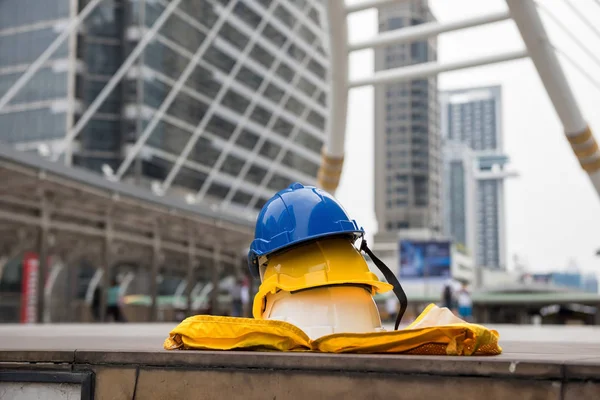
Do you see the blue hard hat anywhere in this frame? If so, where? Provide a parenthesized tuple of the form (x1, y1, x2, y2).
(247, 182, 364, 278)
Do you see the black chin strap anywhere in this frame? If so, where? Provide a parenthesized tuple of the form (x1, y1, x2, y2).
(360, 239, 408, 330)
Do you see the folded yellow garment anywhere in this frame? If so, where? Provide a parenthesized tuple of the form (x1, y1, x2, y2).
(164, 304, 502, 356)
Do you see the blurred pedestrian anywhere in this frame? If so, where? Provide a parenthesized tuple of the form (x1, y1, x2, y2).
(91, 285, 101, 322)
(241, 276, 250, 317)
(385, 294, 397, 322)
(230, 277, 243, 317)
(106, 277, 125, 322)
(456, 283, 473, 322)
(441, 279, 454, 311)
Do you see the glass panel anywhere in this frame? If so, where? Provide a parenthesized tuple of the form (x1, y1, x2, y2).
(249, 105, 272, 126)
(172, 166, 207, 192)
(263, 23, 286, 48)
(295, 129, 323, 154)
(205, 181, 230, 200)
(179, 0, 218, 27)
(273, 4, 293, 28)
(160, 13, 205, 54)
(147, 120, 191, 156)
(266, 173, 291, 191)
(264, 83, 284, 103)
(0, 28, 69, 68)
(144, 41, 190, 81)
(186, 65, 221, 98)
(284, 97, 304, 117)
(0, 68, 67, 105)
(142, 156, 173, 181)
(221, 154, 245, 177)
(86, 1, 123, 38)
(232, 190, 253, 207)
(204, 46, 236, 73)
(188, 136, 220, 168)
(235, 66, 263, 91)
(220, 22, 248, 51)
(258, 140, 280, 158)
(221, 89, 250, 114)
(307, 59, 326, 79)
(206, 115, 235, 140)
(249, 43, 274, 68)
(307, 109, 325, 130)
(86, 78, 120, 113)
(282, 151, 318, 177)
(0, 0, 70, 30)
(272, 117, 293, 138)
(0, 108, 67, 143)
(245, 164, 267, 184)
(81, 120, 120, 151)
(233, 2, 261, 28)
(236, 129, 259, 150)
(166, 91, 209, 127)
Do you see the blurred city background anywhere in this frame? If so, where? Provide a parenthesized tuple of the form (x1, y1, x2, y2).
(1, 0, 600, 327)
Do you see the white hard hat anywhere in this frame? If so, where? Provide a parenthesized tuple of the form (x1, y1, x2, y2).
(263, 285, 385, 340)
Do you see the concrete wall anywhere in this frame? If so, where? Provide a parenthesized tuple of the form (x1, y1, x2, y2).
(2, 347, 599, 400)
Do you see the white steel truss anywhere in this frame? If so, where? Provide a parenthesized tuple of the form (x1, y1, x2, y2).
(317, 0, 600, 199)
(506, 0, 600, 194)
(212, 3, 329, 113)
(194, 0, 317, 203)
(147, 4, 328, 120)
(350, 50, 529, 88)
(245, 79, 323, 211)
(159, 0, 281, 193)
(345, 0, 409, 14)
(1, 0, 328, 200)
(5, 0, 595, 214)
(244, 0, 329, 69)
(223, 30, 324, 207)
(348, 10, 510, 52)
(0, 0, 106, 112)
(51, 0, 185, 163)
(143, 31, 325, 159)
(114, 0, 238, 182)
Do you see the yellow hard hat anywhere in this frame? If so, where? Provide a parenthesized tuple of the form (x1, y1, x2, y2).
(253, 237, 393, 319)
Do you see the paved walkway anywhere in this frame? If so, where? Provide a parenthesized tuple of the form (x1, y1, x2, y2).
(1, 324, 599, 399)
(1, 323, 599, 360)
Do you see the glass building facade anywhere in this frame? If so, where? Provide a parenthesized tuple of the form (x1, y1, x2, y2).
(0, 0, 329, 213)
(442, 141, 477, 261)
(441, 86, 509, 269)
(373, 0, 441, 244)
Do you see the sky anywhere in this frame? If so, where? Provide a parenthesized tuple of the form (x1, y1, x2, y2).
(337, 0, 600, 275)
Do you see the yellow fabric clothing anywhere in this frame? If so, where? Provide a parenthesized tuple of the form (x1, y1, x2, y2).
(164, 304, 502, 356)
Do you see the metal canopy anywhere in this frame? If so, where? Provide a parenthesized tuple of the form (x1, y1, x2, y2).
(0, 144, 254, 266)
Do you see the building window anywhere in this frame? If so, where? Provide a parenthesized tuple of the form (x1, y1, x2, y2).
(388, 17, 403, 30)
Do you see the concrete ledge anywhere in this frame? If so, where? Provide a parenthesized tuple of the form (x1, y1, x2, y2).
(133, 368, 563, 400)
(0, 350, 75, 364)
(70, 350, 565, 380)
(1, 350, 598, 400)
(1, 324, 600, 399)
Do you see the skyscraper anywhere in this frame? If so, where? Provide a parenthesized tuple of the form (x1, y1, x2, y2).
(442, 141, 477, 260)
(373, 0, 441, 247)
(0, 0, 330, 214)
(441, 85, 516, 269)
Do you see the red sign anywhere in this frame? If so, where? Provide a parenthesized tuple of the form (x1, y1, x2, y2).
(20, 252, 39, 324)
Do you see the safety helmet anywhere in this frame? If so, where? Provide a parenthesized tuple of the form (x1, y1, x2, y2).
(247, 182, 364, 279)
(262, 286, 385, 339)
(249, 182, 408, 331)
(252, 237, 393, 319)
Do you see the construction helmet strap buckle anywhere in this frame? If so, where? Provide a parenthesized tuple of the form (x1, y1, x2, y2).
(360, 239, 408, 330)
